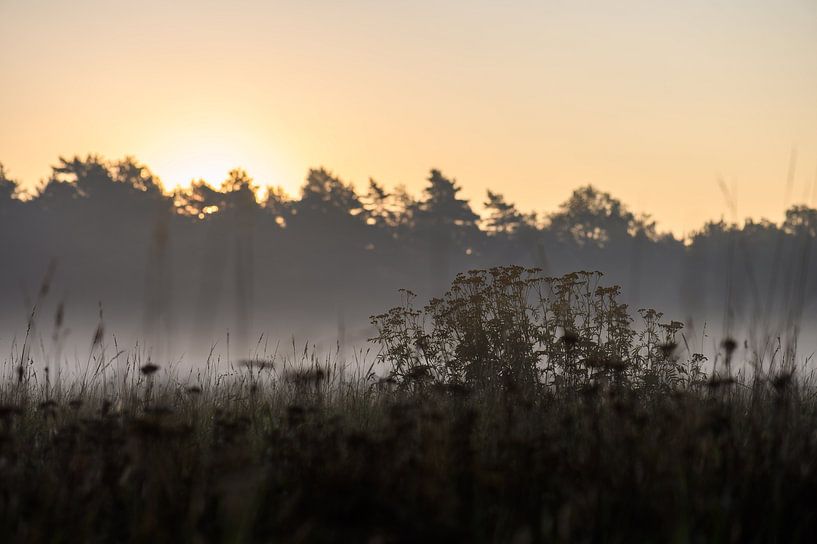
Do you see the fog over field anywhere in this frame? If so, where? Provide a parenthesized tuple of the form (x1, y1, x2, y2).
(1, 157, 815, 369)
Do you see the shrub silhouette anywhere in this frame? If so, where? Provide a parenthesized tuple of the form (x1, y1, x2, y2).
(372, 266, 705, 394)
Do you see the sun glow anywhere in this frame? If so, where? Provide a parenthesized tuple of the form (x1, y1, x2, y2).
(157, 147, 245, 192)
(140, 121, 297, 196)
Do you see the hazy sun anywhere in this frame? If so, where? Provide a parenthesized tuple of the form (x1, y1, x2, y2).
(141, 122, 296, 195)
(160, 145, 246, 191)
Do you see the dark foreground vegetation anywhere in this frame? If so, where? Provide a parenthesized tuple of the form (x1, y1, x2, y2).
(1, 267, 816, 542)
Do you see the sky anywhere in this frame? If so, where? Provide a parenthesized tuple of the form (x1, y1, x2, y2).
(1, 0, 816, 236)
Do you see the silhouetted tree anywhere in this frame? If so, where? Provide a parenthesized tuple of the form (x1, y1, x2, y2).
(414, 169, 479, 230)
(52, 155, 112, 197)
(783, 205, 817, 237)
(173, 169, 260, 219)
(390, 184, 417, 233)
(221, 168, 260, 212)
(548, 185, 640, 247)
(483, 190, 525, 235)
(263, 186, 292, 228)
(112, 156, 163, 195)
(296, 168, 363, 219)
(409, 170, 481, 292)
(742, 218, 780, 239)
(0, 163, 18, 212)
(362, 179, 398, 229)
(174, 180, 223, 219)
(35, 172, 81, 210)
(36, 155, 169, 220)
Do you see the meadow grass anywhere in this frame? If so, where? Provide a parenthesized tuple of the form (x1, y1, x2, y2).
(1, 267, 816, 543)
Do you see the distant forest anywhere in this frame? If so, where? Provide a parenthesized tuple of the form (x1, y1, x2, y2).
(1, 156, 815, 355)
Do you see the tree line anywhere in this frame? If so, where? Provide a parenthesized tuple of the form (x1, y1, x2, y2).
(0, 155, 815, 352)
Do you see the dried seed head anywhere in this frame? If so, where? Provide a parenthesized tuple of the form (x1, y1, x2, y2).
(140, 363, 160, 376)
(721, 338, 737, 356)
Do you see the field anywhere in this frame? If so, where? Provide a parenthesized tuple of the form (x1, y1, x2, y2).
(1, 267, 816, 543)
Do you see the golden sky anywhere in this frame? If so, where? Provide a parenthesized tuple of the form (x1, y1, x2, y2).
(2, 0, 816, 235)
